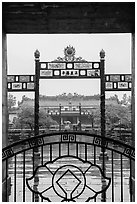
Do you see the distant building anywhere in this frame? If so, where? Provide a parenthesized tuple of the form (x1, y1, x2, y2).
(11, 93, 119, 130)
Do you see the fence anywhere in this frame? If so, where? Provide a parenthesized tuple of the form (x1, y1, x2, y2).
(3, 131, 135, 202)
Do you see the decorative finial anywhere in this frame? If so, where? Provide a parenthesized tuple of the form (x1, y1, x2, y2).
(52, 45, 87, 62)
(34, 49, 40, 59)
(100, 49, 105, 59)
(64, 45, 75, 61)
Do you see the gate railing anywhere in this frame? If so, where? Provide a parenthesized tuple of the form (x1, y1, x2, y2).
(2, 131, 135, 202)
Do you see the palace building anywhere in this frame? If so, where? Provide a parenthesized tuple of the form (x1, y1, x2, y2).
(12, 93, 119, 131)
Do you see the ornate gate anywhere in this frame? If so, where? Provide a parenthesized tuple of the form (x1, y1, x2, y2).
(4, 46, 134, 201)
(3, 131, 134, 202)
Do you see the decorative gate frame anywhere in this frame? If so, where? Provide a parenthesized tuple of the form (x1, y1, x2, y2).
(4, 46, 133, 202)
(7, 45, 132, 139)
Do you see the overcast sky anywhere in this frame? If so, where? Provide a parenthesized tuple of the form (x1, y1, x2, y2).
(7, 34, 131, 102)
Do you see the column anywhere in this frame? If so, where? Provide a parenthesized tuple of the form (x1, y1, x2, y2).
(34, 49, 40, 139)
(99, 49, 108, 202)
(130, 33, 135, 201)
(33, 50, 40, 202)
(2, 30, 11, 201)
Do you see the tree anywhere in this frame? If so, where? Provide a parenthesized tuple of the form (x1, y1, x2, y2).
(108, 94, 120, 104)
(105, 104, 131, 130)
(121, 93, 131, 106)
(92, 103, 131, 130)
(8, 93, 16, 110)
(14, 105, 58, 133)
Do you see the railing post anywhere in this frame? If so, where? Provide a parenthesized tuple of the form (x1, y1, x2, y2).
(79, 103, 82, 131)
(59, 104, 62, 131)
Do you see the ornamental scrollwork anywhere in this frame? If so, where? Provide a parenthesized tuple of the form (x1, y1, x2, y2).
(26, 156, 111, 202)
(52, 45, 87, 62)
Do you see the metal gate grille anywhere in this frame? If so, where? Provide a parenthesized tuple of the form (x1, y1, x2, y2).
(2, 131, 135, 202)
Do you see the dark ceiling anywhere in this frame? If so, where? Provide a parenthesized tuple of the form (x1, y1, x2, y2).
(2, 2, 135, 34)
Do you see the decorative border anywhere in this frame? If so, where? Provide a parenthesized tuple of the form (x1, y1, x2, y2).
(123, 147, 135, 159)
(7, 73, 132, 89)
(2, 132, 135, 161)
(93, 137, 108, 148)
(61, 134, 76, 142)
(39, 61, 101, 79)
(105, 74, 131, 91)
(7, 75, 35, 91)
(28, 137, 44, 148)
(40, 62, 100, 70)
(39, 68, 101, 79)
(2, 147, 14, 159)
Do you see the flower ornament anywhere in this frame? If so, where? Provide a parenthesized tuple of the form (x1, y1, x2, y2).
(64, 45, 75, 61)
(26, 156, 111, 202)
(52, 45, 86, 62)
